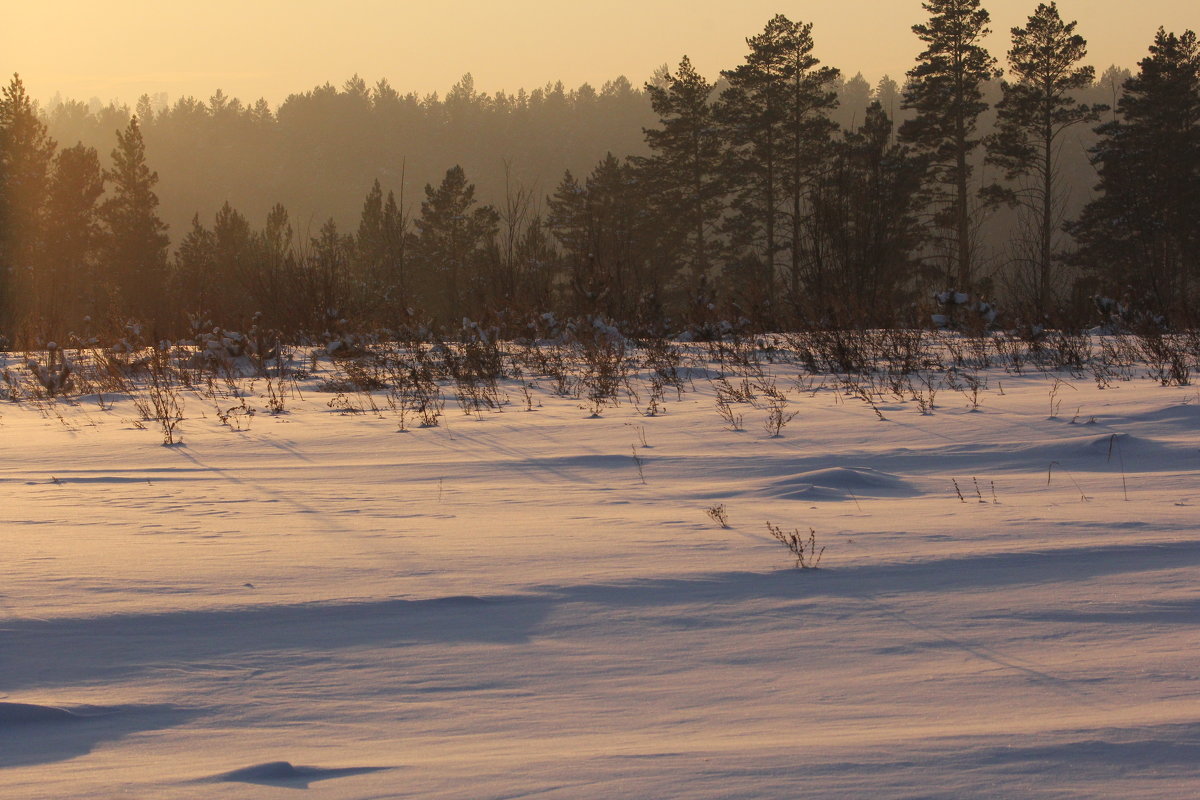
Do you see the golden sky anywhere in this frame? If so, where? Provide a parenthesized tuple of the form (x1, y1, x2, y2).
(5, 0, 1196, 106)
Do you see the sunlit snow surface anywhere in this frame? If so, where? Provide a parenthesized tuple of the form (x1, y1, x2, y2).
(3, 349, 1199, 798)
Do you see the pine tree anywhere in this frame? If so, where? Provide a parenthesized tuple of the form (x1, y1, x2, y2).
(810, 103, 927, 322)
(986, 2, 1099, 316)
(211, 201, 254, 321)
(413, 165, 498, 320)
(100, 116, 169, 324)
(546, 169, 590, 303)
(173, 214, 217, 319)
(254, 203, 298, 328)
(900, 0, 1000, 291)
(380, 188, 409, 309)
(1069, 29, 1200, 320)
(718, 15, 840, 314)
(303, 217, 353, 332)
(356, 178, 386, 275)
(547, 155, 658, 319)
(638, 56, 724, 286)
(43, 143, 105, 330)
(0, 74, 57, 333)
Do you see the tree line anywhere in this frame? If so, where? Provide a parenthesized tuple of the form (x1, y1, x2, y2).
(1, 1, 1197, 345)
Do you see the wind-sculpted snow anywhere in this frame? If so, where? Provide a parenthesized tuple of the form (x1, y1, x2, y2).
(1, 349, 1199, 798)
(209, 761, 392, 787)
(0, 704, 194, 770)
(0, 703, 87, 725)
(759, 466, 920, 501)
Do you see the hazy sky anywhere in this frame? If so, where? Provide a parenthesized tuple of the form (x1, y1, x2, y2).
(6, 0, 1196, 107)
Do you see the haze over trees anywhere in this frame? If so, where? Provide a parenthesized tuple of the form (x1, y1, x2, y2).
(1, 4, 1198, 344)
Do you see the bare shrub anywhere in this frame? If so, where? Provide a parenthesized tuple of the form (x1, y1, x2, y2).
(143, 345, 184, 445)
(766, 523, 824, 569)
(378, 339, 444, 428)
(760, 386, 797, 437)
(1139, 333, 1190, 386)
(715, 396, 744, 431)
(578, 329, 628, 417)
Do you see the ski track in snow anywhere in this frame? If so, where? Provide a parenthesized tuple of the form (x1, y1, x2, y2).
(2, 355, 1199, 798)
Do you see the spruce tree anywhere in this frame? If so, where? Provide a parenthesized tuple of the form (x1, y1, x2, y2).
(900, 0, 1000, 292)
(874, 76, 902, 123)
(1069, 29, 1200, 320)
(546, 169, 590, 305)
(835, 72, 873, 130)
(100, 116, 169, 324)
(986, 2, 1098, 316)
(353, 179, 409, 316)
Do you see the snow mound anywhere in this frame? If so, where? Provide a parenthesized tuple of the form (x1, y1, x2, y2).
(762, 466, 918, 502)
(212, 761, 391, 786)
(1011, 432, 1171, 466)
(1074, 432, 1153, 457)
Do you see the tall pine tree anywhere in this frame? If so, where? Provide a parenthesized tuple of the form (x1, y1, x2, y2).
(900, 0, 999, 292)
(986, 2, 1098, 316)
(638, 56, 724, 287)
(718, 15, 840, 316)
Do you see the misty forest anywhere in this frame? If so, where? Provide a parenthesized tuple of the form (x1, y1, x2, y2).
(1, 1, 1197, 347)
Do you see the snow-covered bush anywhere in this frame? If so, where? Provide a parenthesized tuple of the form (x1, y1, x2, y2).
(25, 342, 73, 397)
(932, 291, 999, 332)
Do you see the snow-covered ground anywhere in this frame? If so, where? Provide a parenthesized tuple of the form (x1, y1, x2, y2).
(2, 342, 1199, 798)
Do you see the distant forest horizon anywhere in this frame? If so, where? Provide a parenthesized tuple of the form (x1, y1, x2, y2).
(41, 71, 663, 247)
(39, 62, 1138, 252)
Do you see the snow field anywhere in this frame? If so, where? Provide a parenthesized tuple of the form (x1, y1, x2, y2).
(2, 344, 1199, 798)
